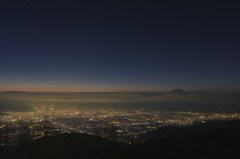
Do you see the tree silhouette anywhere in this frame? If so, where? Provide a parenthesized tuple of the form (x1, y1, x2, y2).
(0, 123, 11, 159)
(18, 123, 31, 145)
(109, 125, 118, 141)
(41, 116, 58, 137)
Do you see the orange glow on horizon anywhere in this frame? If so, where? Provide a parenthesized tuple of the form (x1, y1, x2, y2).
(0, 84, 168, 92)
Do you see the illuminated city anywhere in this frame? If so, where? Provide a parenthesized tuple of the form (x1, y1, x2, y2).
(1, 105, 240, 144)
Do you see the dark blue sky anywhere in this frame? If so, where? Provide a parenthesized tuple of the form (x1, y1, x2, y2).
(0, 1, 240, 91)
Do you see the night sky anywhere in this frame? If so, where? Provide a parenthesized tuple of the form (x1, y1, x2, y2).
(0, 1, 240, 92)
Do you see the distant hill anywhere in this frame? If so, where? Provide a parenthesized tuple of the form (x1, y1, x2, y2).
(0, 112, 9, 116)
(170, 88, 185, 94)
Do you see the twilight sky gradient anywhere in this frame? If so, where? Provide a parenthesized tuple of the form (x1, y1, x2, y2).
(0, 1, 240, 91)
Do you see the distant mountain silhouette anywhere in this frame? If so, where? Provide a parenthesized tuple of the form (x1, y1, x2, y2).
(1, 120, 240, 159)
(0, 112, 9, 116)
(170, 88, 185, 94)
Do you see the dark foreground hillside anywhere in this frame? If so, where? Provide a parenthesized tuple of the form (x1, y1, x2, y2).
(129, 120, 240, 159)
(1, 120, 240, 159)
